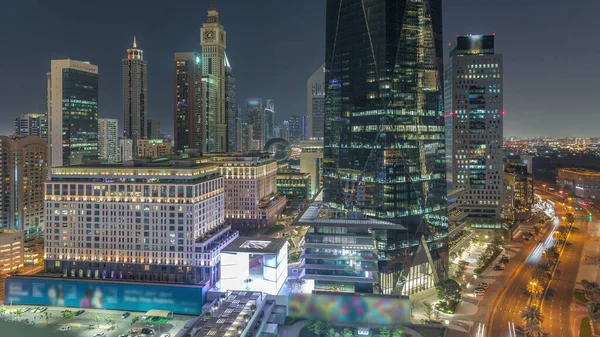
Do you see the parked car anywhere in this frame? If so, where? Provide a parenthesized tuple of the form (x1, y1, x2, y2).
(474, 290, 485, 296)
(59, 326, 71, 332)
(121, 312, 131, 319)
(141, 328, 155, 335)
(93, 333, 106, 337)
(160, 334, 171, 337)
(493, 265, 504, 271)
(478, 282, 489, 289)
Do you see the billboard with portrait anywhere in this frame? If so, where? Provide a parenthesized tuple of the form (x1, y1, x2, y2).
(288, 293, 410, 325)
(5, 277, 205, 315)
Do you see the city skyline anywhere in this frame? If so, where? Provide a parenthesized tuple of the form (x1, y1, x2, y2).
(0, 0, 597, 138)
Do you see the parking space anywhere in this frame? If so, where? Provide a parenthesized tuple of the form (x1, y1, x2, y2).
(0, 305, 195, 337)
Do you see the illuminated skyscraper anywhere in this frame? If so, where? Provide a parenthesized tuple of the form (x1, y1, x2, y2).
(445, 35, 504, 221)
(15, 113, 48, 140)
(98, 118, 119, 163)
(201, 4, 228, 152)
(225, 54, 239, 152)
(288, 116, 301, 145)
(47, 59, 99, 167)
(246, 99, 264, 151)
(316, 0, 447, 295)
(264, 99, 275, 142)
(147, 119, 161, 140)
(123, 36, 148, 153)
(307, 64, 325, 139)
(173, 52, 203, 153)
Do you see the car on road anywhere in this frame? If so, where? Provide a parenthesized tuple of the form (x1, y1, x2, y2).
(160, 334, 171, 337)
(93, 333, 106, 337)
(121, 312, 131, 319)
(75, 309, 85, 316)
(59, 326, 71, 332)
(478, 282, 489, 289)
(493, 264, 504, 271)
(141, 328, 155, 335)
(474, 290, 485, 296)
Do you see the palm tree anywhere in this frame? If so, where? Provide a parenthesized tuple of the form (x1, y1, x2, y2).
(521, 305, 543, 326)
(0, 306, 7, 317)
(43, 311, 52, 326)
(582, 279, 599, 297)
(523, 321, 544, 337)
(532, 265, 550, 285)
(527, 280, 544, 299)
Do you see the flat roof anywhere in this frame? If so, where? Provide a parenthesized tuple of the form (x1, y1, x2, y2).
(559, 168, 600, 177)
(194, 291, 264, 337)
(277, 172, 310, 179)
(221, 237, 287, 254)
(297, 205, 407, 230)
(144, 309, 172, 318)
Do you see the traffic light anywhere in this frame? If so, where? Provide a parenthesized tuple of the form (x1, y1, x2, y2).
(589, 214, 593, 221)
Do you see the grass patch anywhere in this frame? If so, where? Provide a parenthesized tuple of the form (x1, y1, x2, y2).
(575, 289, 590, 304)
(263, 225, 286, 235)
(434, 301, 458, 314)
(581, 317, 592, 337)
(288, 250, 301, 263)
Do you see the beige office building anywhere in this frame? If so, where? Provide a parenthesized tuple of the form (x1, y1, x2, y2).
(137, 139, 171, 159)
(0, 230, 24, 274)
(300, 139, 323, 197)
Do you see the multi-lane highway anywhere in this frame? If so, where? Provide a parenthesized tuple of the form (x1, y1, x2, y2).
(488, 194, 587, 337)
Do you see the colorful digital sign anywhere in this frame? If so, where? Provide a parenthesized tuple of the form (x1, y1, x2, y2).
(5, 277, 205, 315)
(288, 293, 411, 325)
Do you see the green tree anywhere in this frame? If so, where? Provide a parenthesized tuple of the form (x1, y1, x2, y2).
(453, 260, 468, 282)
(527, 280, 544, 299)
(61, 310, 74, 323)
(392, 326, 406, 337)
(0, 306, 7, 317)
(42, 311, 52, 326)
(422, 301, 434, 323)
(532, 264, 550, 285)
(544, 246, 560, 265)
(566, 212, 575, 226)
(379, 327, 391, 337)
(13, 308, 23, 320)
(93, 315, 101, 328)
(325, 328, 337, 337)
(307, 320, 326, 337)
(131, 316, 140, 325)
(582, 279, 599, 297)
(342, 328, 354, 337)
(520, 305, 543, 326)
(435, 279, 462, 308)
(105, 315, 115, 327)
(523, 321, 544, 337)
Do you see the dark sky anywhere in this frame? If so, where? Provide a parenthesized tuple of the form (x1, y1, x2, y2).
(0, 0, 598, 138)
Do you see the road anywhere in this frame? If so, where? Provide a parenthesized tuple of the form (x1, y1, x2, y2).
(487, 194, 586, 337)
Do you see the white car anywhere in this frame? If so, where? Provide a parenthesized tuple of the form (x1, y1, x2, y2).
(93, 333, 106, 337)
(59, 326, 71, 332)
(160, 334, 171, 337)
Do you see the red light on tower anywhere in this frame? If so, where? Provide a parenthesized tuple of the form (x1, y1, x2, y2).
(500, 111, 505, 115)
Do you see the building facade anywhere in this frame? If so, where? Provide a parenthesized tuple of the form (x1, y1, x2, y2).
(210, 155, 286, 232)
(502, 163, 534, 222)
(0, 230, 24, 275)
(288, 116, 301, 145)
(44, 159, 238, 284)
(174, 52, 203, 153)
(277, 173, 311, 200)
(307, 64, 325, 139)
(0, 136, 47, 236)
(225, 54, 239, 152)
(147, 119, 161, 140)
(98, 118, 119, 163)
(558, 168, 600, 199)
(136, 139, 171, 159)
(264, 99, 275, 144)
(201, 4, 228, 152)
(445, 34, 504, 222)
(118, 138, 134, 162)
(246, 99, 264, 151)
(123, 36, 148, 154)
(300, 139, 323, 197)
(47, 59, 99, 167)
(15, 113, 48, 140)
(321, 0, 447, 295)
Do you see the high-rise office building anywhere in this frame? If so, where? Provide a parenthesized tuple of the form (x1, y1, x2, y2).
(445, 35, 504, 221)
(202, 74, 218, 152)
(280, 121, 289, 141)
(43, 159, 238, 284)
(0, 136, 47, 237)
(288, 116, 301, 145)
(123, 36, 148, 153)
(264, 99, 275, 142)
(174, 52, 203, 153)
(201, 4, 228, 152)
(307, 64, 325, 139)
(301, 115, 308, 141)
(98, 118, 119, 163)
(47, 59, 99, 167)
(147, 119, 161, 140)
(225, 54, 238, 152)
(246, 99, 264, 151)
(300, 139, 323, 197)
(15, 113, 48, 140)
(118, 138, 133, 162)
(235, 107, 243, 152)
(314, 0, 446, 295)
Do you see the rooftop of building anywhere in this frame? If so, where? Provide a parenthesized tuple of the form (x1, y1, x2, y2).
(0, 229, 24, 238)
(277, 172, 310, 179)
(221, 236, 287, 255)
(297, 204, 407, 230)
(208, 153, 276, 166)
(193, 291, 265, 337)
(558, 168, 600, 177)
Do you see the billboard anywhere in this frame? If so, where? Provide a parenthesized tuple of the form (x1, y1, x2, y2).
(5, 277, 205, 315)
(288, 293, 411, 325)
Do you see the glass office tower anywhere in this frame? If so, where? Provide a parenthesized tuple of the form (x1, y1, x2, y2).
(322, 0, 447, 295)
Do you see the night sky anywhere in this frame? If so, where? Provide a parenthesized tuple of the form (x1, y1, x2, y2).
(0, 0, 597, 138)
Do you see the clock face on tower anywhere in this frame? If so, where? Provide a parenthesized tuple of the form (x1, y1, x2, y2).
(204, 30, 214, 41)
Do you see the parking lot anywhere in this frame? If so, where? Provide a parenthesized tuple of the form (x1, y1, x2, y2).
(0, 305, 196, 337)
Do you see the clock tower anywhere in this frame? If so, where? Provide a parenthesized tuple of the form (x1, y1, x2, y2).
(200, 3, 227, 152)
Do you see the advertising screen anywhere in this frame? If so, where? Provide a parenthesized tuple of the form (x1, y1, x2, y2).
(288, 293, 410, 325)
(5, 277, 205, 315)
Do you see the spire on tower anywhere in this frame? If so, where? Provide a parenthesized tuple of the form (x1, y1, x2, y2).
(133, 36, 137, 49)
(209, 0, 216, 11)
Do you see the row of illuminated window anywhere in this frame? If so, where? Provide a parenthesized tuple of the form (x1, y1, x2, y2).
(45, 182, 221, 198)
